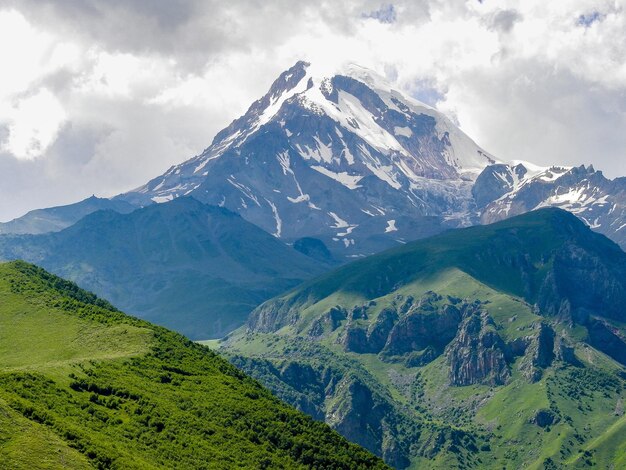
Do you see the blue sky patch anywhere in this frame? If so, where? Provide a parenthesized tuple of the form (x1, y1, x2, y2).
(577, 11, 602, 27)
(364, 4, 397, 24)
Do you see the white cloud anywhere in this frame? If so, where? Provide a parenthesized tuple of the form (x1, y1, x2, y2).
(1, 88, 67, 160)
(0, 9, 53, 96)
(0, 0, 625, 220)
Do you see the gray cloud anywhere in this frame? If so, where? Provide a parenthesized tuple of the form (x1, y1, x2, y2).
(490, 9, 522, 33)
(441, 61, 626, 177)
(0, 0, 625, 221)
(6, 0, 361, 72)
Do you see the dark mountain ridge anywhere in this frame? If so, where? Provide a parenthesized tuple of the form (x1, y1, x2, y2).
(0, 197, 328, 339)
(249, 208, 626, 332)
(0, 195, 136, 235)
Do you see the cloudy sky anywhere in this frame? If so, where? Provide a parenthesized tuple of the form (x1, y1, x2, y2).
(0, 0, 624, 221)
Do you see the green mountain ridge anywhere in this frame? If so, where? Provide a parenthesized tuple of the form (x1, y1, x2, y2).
(219, 208, 626, 469)
(0, 260, 386, 469)
(0, 197, 329, 339)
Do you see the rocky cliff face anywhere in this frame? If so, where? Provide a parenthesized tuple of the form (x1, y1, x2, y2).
(232, 288, 600, 469)
(228, 339, 482, 470)
(308, 306, 347, 338)
(518, 322, 556, 382)
(446, 310, 510, 386)
(381, 294, 462, 359)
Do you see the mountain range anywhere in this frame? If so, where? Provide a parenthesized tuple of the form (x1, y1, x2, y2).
(474, 163, 626, 249)
(0, 196, 136, 235)
(121, 60, 494, 257)
(220, 208, 626, 468)
(0, 60, 624, 341)
(0, 60, 625, 469)
(118, 61, 625, 255)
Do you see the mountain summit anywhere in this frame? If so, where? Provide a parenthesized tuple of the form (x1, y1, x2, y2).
(122, 61, 496, 256)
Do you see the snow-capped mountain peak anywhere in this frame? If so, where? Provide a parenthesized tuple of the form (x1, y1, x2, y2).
(130, 60, 496, 199)
(123, 61, 501, 256)
(473, 162, 625, 248)
(123, 61, 623, 257)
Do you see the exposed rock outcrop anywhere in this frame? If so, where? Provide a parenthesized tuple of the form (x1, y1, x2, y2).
(519, 322, 555, 382)
(324, 374, 412, 469)
(309, 306, 347, 338)
(381, 293, 462, 359)
(349, 303, 372, 321)
(446, 310, 510, 386)
(530, 409, 558, 428)
(247, 298, 301, 333)
(367, 308, 399, 352)
(341, 326, 370, 353)
(554, 336, 581, 366)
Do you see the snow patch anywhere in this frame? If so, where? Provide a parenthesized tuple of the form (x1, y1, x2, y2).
(394, 126, 412, 138)
(328, 211, 349, 228)
(256, 74, 310, 129)
(310, 165, 363, 189)
(276, 151, 310, 203)
(266, 199, 282, 238)
(364, 162, 401, 189)
(227, 177, 261, 207)
(328, 211, 358, 238)
(385, 219, 397, 233)
(288, 194, 310, 203)
(313, 136, 334, 163)
(152, 194, 174, 203)
(341, 143, 355, 165)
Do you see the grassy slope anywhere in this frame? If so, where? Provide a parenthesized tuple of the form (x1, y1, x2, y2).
(222, 208, 626, 469)
(0, 398, 91, 470)
(260, 208, 624, 320)
(0, 261, 386, 469)
(226, 268, 626, 468)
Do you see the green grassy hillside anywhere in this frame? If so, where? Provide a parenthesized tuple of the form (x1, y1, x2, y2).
(0, 260, 386, 469)
(249, 208, 625, 324)
(221, 209, 626, 469)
